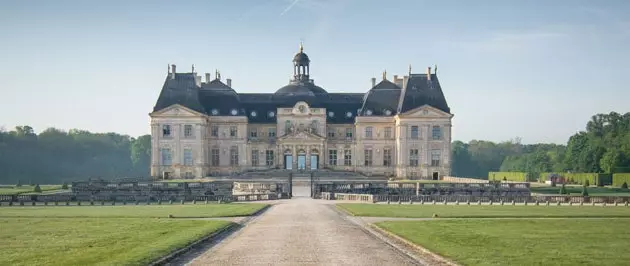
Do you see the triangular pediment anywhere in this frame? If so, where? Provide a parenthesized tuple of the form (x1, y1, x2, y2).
(278, 130, 325, 141)
(150, 104, 206, 117)
(400, 105, 453, 118)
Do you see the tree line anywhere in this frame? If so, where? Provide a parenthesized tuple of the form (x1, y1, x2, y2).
(0, 126, 150, 184)
(0, 111, 628, 184)
(452, 111, 630, 178)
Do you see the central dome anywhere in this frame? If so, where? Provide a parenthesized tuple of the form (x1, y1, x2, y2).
(275, 82, 327, 96)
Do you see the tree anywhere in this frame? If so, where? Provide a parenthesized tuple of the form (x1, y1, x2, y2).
(61, 182, 68, 189)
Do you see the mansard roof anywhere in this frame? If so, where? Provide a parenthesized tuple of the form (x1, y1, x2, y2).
(397, 73, 450, 114)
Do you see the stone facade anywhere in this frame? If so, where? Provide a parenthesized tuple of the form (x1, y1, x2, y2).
(149, 46, 453, 179)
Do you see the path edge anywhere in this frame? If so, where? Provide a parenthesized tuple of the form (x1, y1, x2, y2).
(149, 204, 272, 265)
(368, 223, 459, 266)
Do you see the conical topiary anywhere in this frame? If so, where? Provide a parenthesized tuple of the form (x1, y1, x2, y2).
(584, 180, 590, 187)
(33, 184, 42, 193)
(61, 182, 68, 189)
(581, 185, 589, 197)
(559, 184, 567, 195)
(622, 182, 628, 189)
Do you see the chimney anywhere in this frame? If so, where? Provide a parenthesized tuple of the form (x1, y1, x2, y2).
(403, 75, 409, 89)
(393, 75, 403, 88)
(427, 66, 432, 81)
(226, 78, 232, 87)
(170, 64, 176, 79)
(205, 73, 211, 83)
(371, 77, 376, 88)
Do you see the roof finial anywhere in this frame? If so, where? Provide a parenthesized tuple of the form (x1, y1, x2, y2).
(299, 41, 304, 53)
(434, 64, 438, 74)
(382, 70, 387, 80)
(408, 64, 412, 75)
(192, 64, 195, 73)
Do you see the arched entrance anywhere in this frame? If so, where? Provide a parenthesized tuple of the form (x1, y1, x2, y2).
(284, 149, 293, 170)
(310, 149, 319, 170)
(297, 150, 306, 170)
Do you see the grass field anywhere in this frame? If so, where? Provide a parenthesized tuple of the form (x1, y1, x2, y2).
(0, 185, 64, 195)
(0, 203, 267, 218)
(0, 203, 268, 265)
(376, 219, 630, 266)
(338, 204, 630, 218)
(0, 218, 230, 266)
(530, 185, 630, 196)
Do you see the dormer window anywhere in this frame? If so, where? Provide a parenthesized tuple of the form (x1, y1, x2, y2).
(365, 110, 373, 116)
(211, 109, 219, 115)
(268, 111, 275, 118)
(231, 109, 238, 115)
(385, 109, 392, 116)
(346, 111, 352, 118)
(328, 111, 334, 117)
(251, 111, 257, 117)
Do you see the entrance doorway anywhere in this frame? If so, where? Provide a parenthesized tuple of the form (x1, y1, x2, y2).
(297, 151, 306, 170)
(310, 155, 318, 170)
(284, 155, 293, 170)
(432, 172, 439, 180)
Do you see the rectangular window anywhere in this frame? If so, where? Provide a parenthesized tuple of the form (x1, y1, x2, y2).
(410, 126, 419, 139)
(431, 149, 441, 166)
(230, 126, 237, 137)
(211, 126, 218, 137)
(328, 150, 337, 165)
(409, 149, 419, 166)
(383, 149, 392, 167)
(160, 148, 172, 165)
(211, 148, 220, 166)
(183, 148, 193, 166)
(327, 129, 335, 138)
(230, 146, 239, 166)
(344, 149, 352, 166)
(365, 127, 373, 139)
(250, 130, 257, 139)
(364, 149, 373, 166)
(162, 125, 171, 137)
(432, 126, 442, 140)
(251, 149, 259, 166)
(384, 127, 392, 138)
(345, 128, 353, 139)
(268, 128, 276, 138)
(184, 125, 193, 138)
(266, 150, 274, 166)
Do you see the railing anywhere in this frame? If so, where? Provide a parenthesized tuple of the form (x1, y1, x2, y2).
(320, 192, 374, 202)
(330, 193, 630, 204)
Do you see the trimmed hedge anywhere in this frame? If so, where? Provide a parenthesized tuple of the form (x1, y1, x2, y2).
(488, 172, 527, 182)
(613, 173, 630, 187)
(539, 173, 612, 186)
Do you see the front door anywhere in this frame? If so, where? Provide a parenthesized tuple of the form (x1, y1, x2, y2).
(297, 155, 306, 170)
(310, 155, 318, 170)
(285, 155, 293, 170)
(432, 172, 439, 180)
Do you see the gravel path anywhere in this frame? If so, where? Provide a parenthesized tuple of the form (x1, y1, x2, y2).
(185, 187, 420, 266)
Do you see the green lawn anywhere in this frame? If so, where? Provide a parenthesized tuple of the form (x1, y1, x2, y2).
(338, 204, 630, 218)
(0, 218, 230, 266)
(376, 219, 630, 266)
(0, 185, 63, 195)
(0, 203, 267, 218)
(530, 185, 630, 196)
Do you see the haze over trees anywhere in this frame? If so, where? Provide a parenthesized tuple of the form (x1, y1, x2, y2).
(0, 112, 628, 184)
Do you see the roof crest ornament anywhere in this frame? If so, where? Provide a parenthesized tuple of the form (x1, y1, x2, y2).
(382, 70, 387, 80)
(299, 41, 304, 53)
(408, 64, 412, 75)
(192, 64, 195, 73)
(434, 64, 438, 74)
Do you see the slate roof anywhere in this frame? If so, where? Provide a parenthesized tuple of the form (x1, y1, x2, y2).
(153, 59, 450, 123)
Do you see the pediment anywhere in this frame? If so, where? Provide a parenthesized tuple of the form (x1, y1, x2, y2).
(400, 105, 453, 118)
(150, 104, 205, 117)
(278, 130, 325, 141)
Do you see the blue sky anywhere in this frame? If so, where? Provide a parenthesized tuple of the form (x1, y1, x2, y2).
(1, 0, 629, 144)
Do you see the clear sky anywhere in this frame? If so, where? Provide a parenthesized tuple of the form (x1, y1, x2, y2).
(1, 0, 629, 144)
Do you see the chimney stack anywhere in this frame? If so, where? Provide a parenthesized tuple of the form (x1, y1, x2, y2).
(205, 73, 211, 83)
(427, 66, 432, 81)
(171, 64, 176, 79)
(371, 77, 376, 88)
(226, 78, 232, 87)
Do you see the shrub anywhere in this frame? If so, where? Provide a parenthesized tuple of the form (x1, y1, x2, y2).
(61, 182, 68, 189)
(622, 182, 628, 189)
(503, 177, 507, 181)
(33, 184, 42, 193)
(581, 185, 589, 197)
(559, 184, 567, 195)
(584, 180, 590, 187)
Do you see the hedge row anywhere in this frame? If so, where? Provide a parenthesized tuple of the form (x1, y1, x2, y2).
(539, 173, 615, 186)
(488, 172, 528, 182)
(613, 173, 630, 187)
